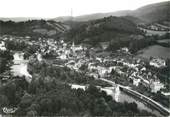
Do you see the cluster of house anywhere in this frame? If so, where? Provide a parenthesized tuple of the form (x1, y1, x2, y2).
(0, 35, 167, 95)
(115, 57, 166, 93)
(35, 38, 87, 60)
(149, 58, 166, 68)
(0, 35, 32, 52)
(143, 23, 169, 31)
(60, 46, 166, 93)
(59, 45, 166, 94)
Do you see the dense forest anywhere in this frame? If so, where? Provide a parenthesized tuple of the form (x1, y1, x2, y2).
(0, 50, 13, 73)
(0, 20, 64, 38)
(66, 16, 143, 46)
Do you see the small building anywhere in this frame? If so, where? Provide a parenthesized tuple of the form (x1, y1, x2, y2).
(89, 73, 99, 79)
(0, 71, 11, 83)
(36, 53, 42, 61)
(133, 78, 141, 86)
(0, 41, 6, 51)
(121, 47, 129, 53)
(71, 42, 83, 52)
(149, 58, 166, 68)
(150, 80, 164, 93)
(148, 25, 159, 30)
(100, 42, 109, 50)
(97, 66, 112, 77)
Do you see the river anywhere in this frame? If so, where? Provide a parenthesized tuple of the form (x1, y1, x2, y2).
(71, 84, 164, 117)
(10, 52, 32, 83)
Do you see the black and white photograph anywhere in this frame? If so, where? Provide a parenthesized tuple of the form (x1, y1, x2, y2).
(0, 0, 170, 116)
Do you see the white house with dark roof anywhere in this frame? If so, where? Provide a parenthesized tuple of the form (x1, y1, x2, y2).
(149, 58, 166, 68)
(150, 80, 164, 93)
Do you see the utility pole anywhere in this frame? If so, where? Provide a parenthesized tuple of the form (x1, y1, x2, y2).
(70, 8, 75, 45)
(71, 8, 73, 17)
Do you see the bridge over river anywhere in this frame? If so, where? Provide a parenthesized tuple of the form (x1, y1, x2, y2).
(100, 78, 170, 116)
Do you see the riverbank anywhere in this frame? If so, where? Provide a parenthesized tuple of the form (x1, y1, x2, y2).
(120, 87, 169, 116)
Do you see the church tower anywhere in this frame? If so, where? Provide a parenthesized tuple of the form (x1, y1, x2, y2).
(112, 85, 120, 102)
(71, 41, 75, 54)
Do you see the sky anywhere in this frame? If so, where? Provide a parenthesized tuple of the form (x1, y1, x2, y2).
(0, 0, 168, 18)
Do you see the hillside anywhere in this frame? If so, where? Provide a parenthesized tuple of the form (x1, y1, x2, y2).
(53, 10, 132, 22)
(0, 20, 68, 37)
(66, 16, 142, 48)
(131, 1, 170, 23)
(121, 16, 143, 24)
(70, 10, 131, 22)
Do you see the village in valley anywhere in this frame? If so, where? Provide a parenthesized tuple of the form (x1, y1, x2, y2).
(0, 1, 170, 116)
(0, 30, 169, 116)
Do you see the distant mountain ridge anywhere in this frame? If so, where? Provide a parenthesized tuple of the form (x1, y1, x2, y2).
(131, 1, 170, 23)
(53, 1, 170, 23)
(53, 10, 132, 22)
(0, 17, 49, 22)
(0, 1, 169, 24)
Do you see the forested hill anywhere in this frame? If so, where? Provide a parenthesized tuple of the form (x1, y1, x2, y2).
(66, 16, 142, 46)
(54, 1, 170, 24)
(0, 20, 68, 38)
(131, 1, 170, 23)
